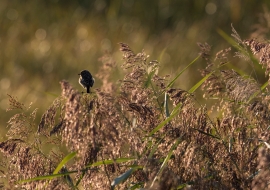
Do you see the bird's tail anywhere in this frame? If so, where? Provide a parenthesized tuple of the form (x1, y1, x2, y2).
(87, 87, 90, 93)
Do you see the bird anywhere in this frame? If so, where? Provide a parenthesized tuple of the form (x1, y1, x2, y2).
(78, 70, 95, 93)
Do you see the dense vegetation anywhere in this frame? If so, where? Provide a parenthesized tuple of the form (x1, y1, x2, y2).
(1, 28, 270, 188)
(1, 1, 270, 189)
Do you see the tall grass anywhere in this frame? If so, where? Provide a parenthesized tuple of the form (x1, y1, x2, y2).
(1, 27, 270, 189)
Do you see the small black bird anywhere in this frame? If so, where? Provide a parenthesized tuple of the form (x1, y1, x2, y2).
(78, 70, 95, 93)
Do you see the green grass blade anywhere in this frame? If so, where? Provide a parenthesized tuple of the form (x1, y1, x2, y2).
(148, 134, 166, 159)
(247, 81, 268, 103)
(150, 138, 181, 188)
(19, 171, 77, 183)
(217, 28, 259, 65)
(171, 100, 183, 115)
(188, 71, 214, 93)
(86, 157, 136, 168)
(20, 152, 77, 185)
(166, 55, 200, 89)
(53, 152, 76, 175)
(111, 168, 134, 189)
(144, 69, 156, 88)
(164, 92, 170, 117)
(192, 127, 220, 140)
(21, 157, 136, 184)
(149, 101, 183, 136)
(216, 28, 240, 48)
(149, 104, 181, 136)
(261, 81, 268, 91)
(177, 183, 188, 189)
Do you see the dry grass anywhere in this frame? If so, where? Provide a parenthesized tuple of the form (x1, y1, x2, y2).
(1, 28, 270, 189)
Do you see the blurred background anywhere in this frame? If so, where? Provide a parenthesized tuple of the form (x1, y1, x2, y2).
(1, 0, 270, 134)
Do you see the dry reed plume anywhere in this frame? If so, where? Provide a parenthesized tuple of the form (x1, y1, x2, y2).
(1, 27, 270, 189)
